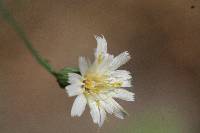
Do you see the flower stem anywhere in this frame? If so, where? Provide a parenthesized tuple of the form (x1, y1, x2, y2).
(0, 0, 80, 88)
(0, 0, 56, 76)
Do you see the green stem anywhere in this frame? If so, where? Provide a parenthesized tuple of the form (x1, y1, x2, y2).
(0, 0, 80, 88)
(0, 0, 56, 76)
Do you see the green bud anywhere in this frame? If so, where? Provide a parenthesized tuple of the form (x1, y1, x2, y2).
(54, 67, 80, 88)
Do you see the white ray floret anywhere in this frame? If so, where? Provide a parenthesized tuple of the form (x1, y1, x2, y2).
(71, 94, 87, 117)
(65, 35, 134, 127)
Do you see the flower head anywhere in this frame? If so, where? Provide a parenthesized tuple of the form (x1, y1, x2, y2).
(65, 35, 134, 127)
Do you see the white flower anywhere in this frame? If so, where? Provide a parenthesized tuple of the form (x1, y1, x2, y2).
(65, 35, 135, 127)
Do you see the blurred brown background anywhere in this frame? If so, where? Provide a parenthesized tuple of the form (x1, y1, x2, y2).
(0, 0, 200, 133)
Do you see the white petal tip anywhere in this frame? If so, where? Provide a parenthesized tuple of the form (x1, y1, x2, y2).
(71, 94, 87, 117)
(71, 113, 81, 117)
(128, 93, 135, 101)
(94, 34, 104, 39)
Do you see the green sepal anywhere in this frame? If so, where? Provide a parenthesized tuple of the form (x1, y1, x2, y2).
(54, 67, 80, 89)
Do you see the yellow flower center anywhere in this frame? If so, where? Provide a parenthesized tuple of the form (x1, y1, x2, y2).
(83, 73, 122, 95)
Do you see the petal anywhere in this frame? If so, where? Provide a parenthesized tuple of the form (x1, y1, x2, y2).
(100, 99, 113, 114)
(94, 35, 107, 57)
(79, 56, 90, 75)
(110, 70, 132, 80)
(96, 54, 114, 73)
(111, 89, 135, 101)
(71, 94, 87, 117)
(110, 98, 128, 119)
(109, 51, 131, 70)
(108, 70, 132, 87)
(99, 107, 106, 127)
(68, 73, 82, 85)
(88, 99, 107, 127)
(121, 80, 132, 87)
(88, 100, 100, 124)
(101, 97, 127, 119)
(65, 84, 83, 96)
(106, 78, 132, 88)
